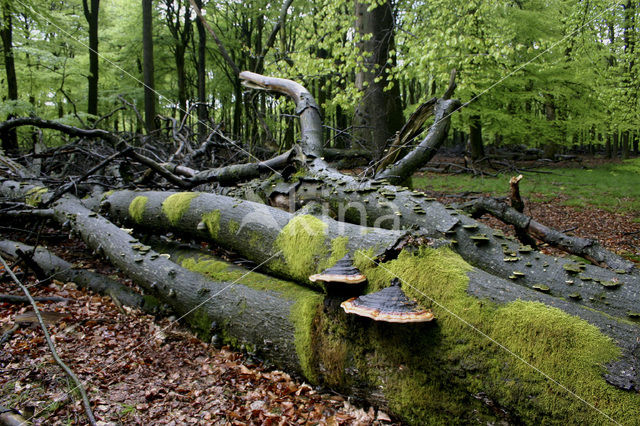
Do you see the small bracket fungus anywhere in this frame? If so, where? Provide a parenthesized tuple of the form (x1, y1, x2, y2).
(340, 278, 434, 323)
(308, 254, 367, 292)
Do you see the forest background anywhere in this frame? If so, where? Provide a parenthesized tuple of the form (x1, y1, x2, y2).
(1, 0, 638, 161)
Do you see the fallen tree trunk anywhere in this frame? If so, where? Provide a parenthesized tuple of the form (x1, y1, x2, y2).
(3, 180, 640, 424)
(0, 240, 151, 311)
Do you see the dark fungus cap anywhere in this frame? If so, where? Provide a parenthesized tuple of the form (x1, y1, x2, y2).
(309, 254, 367, 284)
(340, 278, 434, 323)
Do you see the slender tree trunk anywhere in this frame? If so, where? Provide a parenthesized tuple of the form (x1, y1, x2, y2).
(83, 0, 100, 116)
(622, 131, 630, 159)
(195, 0, 207, 140)
(352, 0, 404, 157)
(469, 114, 484, 161)
(142, 0, 156, 132)
(0, 2, 19, 153)
(175, 43, 187, 121)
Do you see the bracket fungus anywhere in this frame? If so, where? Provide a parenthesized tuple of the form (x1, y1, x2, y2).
(308, 254, 367, 292)
(340, 278, 434, 323)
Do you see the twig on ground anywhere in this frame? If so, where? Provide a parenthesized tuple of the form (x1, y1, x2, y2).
(0, 254, 97, 426)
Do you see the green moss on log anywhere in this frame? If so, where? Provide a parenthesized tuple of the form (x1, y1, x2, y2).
(201, 210, 221, 239)
(228, 219, 239, 235)
(128, 196, 148, 223)
(274, 214, 329, 281)
(173, 245, 639, 424)
(25, 187, 47, 207)
(312, 247, 639, 424)
(161, 192, 199, 225)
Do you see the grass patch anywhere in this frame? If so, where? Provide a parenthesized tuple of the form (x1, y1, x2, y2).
(412, 158, 640, 216)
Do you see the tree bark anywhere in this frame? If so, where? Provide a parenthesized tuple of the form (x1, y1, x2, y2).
(0, 2, 19, 153)
(469, 113, 484, 161)
(352, 0, 404, 157)
(82, 0, 100, 116)
(142, 0, 156, 132)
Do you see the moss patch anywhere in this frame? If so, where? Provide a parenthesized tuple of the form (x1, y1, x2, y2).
(201, 210, 221, 239)
(228, 219, 239, 235)
(318, 236, 349, 272)
(25, 187, 47, 207)
(128, 196, 148, 223)
(161, 192, 199, 225)
(274, 214, 329, 281)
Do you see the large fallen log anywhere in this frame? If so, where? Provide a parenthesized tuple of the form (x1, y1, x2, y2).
(2, 177, 640, 424)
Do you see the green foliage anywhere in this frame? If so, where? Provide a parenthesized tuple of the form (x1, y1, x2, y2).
(2, 0, 638, 153)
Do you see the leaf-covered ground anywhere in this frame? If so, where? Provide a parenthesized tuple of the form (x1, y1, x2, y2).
(0, 234, 394, 425)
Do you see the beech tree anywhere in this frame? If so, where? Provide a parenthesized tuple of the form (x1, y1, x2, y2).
(0, 0, 19, 153)
(82, 0, 100, 116)
(142, 0, 156, 132)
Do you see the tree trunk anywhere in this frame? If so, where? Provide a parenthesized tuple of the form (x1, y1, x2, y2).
(195, 0, 207, 140)
(352, 0, 404, 157)
(0, 240, 153, 310)
(176, 43, 187, 121)
(0, 2, 19, 153)
(622, 131, 630, 159)
(469, 113, 484, 160)
(142, 0, 156, 132)
(83, 0, 100, 116)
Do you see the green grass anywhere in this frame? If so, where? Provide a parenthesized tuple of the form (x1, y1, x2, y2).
(412, 158, 640, 216)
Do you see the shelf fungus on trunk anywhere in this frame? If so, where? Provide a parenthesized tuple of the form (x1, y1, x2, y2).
(308, 254, 367, 294)
(340, 278, 435, 323)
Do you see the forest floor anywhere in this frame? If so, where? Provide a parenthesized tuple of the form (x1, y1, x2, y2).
(0, 228, 391, 425)
(1, 156, 638, 425)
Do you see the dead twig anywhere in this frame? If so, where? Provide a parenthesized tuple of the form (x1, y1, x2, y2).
(42, 146, 132, 207)
(0, 254, 97, 426)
